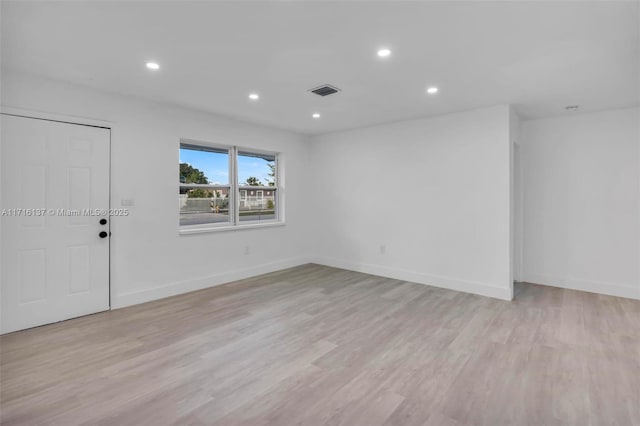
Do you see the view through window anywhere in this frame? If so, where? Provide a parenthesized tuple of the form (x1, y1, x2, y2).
(179, 141, 279, 229)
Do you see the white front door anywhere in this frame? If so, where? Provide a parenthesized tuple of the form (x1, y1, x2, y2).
(1, 114, 111, 334)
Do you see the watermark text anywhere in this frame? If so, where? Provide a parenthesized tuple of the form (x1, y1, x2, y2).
(1, 208, 129, 217)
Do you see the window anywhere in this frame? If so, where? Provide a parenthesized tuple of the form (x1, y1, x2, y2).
(237, 150, 277, 223)
(239, 190, 247, 213)
(179, 140, 280, 231)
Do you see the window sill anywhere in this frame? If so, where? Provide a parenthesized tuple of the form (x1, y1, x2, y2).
(179, 221, 285, 235)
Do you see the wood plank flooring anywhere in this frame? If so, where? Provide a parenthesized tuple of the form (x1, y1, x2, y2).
(1, 264, 639, 425)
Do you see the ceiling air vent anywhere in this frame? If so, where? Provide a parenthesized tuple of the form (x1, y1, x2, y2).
(309, 84, 341, 97)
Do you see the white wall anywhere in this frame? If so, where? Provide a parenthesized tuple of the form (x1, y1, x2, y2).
(521, 107, 640, 299)
(309, 105, 514, 300)
(1, 71, 313, 308)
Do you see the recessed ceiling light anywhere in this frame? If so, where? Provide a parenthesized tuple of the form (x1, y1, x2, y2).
(249, 93, 260, 100)
(427, 87, 439, 94)
(377, 48, 391, 58)
(312, 113, 321, 119)
(145, 62, 160, 70)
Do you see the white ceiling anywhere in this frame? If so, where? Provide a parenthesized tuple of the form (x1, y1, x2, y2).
(2, 1, 638, 135)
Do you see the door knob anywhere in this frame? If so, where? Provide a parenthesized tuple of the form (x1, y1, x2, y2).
(99, 231, 108, 239)
(99, 218, 107, 225)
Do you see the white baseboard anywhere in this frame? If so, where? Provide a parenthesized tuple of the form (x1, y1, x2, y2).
(311, 256, 513, 301)
(112, 259, 638, 310)
(523, 273, 640, 300)
(113, 255, 516, 309)
(112, 256, 312, 309)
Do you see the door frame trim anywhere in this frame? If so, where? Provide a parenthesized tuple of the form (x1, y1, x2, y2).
(1, 107, 113, 311)
(1, 106, 112, 129)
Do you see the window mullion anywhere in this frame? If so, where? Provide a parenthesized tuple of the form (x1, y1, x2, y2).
(232, 146, 239, 226)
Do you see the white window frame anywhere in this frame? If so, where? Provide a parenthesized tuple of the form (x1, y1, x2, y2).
(179, 139, 282, 234)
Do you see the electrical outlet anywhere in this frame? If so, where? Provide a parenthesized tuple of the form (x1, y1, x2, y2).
(380, 244, 386, 254)
(244, 245, 250, 255)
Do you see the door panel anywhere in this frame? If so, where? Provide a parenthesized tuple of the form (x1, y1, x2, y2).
(1, 114, 110, 334)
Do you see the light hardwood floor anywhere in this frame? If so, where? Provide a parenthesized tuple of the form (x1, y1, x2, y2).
(1, 264, 639, 425)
